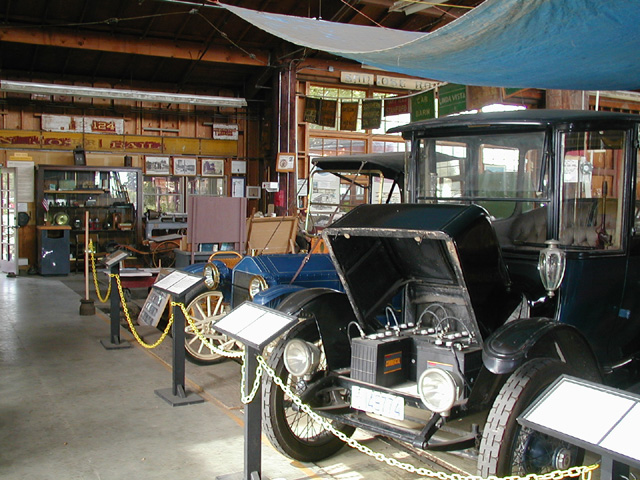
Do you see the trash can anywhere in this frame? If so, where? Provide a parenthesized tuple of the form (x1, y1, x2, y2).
(37, 226, 71, 275)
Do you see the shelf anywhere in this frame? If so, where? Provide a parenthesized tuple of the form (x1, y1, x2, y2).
(47, 205, 134, 209)
(44, 189, 106, 194)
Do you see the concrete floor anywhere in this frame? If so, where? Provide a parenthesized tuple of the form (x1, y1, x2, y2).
(0, 272, 458, 480)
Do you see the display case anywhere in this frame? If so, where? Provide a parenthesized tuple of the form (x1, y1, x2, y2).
(35, 165, 142, 264)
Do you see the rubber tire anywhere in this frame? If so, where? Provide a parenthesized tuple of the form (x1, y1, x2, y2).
(478, 358, 584, 477)
(262, 318, 355, 462)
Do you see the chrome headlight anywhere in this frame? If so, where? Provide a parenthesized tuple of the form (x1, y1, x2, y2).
(203, 262, 220, 290)
(248, 275, 268, 299)
(538, 239, 566, 297)
(417, 368, 462, 415)
(284, 339, 321, 377)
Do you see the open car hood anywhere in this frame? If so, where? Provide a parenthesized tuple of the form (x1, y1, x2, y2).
(322, 204, 516, 340)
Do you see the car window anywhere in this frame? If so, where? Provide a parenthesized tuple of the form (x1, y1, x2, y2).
(560, 130, 626, 250)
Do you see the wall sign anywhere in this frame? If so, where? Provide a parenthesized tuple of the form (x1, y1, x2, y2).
(276, 153, 296, 172)
(212, 123, 238, 140)
(340, 71, 374, 85)
(411, 90, 436, 122)
(376, 76, 440, 91)
(438, 83, 467, 117)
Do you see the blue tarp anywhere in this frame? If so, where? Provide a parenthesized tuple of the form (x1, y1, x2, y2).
(222, 0, 640, 91)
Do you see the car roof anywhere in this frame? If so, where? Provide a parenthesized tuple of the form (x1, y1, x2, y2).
(311, 152, 405, 180)
(389, 109, 640, 135)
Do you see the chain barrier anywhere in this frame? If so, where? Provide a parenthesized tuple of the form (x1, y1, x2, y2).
(88, 254, 598, 480)
(88, 240, 111, 303)
(254, 355, 599, 480)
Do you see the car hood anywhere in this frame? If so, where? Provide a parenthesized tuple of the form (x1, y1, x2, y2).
(322, 203, 516, 339)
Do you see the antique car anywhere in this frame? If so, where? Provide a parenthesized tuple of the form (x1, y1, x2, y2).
(262, 110, 640, 476)
(182, 153, 404, 364)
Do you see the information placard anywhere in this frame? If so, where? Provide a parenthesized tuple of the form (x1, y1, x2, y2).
(154, 271, 204, 296)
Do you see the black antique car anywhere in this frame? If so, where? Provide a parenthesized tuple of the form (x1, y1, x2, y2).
(262, 110, 640, 476)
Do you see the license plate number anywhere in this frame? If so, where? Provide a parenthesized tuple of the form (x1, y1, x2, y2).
(351, 385, 404, 421)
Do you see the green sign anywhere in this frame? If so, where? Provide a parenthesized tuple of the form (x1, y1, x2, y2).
(411, 90, 435, 122)
(438, 83, 467, 116)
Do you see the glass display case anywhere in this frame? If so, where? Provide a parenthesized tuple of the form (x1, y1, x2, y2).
(35, 165, 142, 264)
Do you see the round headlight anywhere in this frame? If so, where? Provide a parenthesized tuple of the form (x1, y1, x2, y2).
(203, 263, 220, 290)
(284, 339, 321, 377)
(417, 368, 462, 414)
(248, 275, 268, 299)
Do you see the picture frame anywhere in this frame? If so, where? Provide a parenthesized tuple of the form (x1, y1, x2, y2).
(246, 186, 261, 199)
(145, 156, 170, 175)
(231, 160, 246, 174)
(172, 157, 197, 176)
(231, 176, 246, 198)
(276, 152, 296, 172)
(201, 158, 225, 177)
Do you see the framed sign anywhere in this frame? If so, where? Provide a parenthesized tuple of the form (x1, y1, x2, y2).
(173, 157, 197, 176)
(202, 158, 225, 176)
(276, 153, 295, 172)
(231, 176, 246, 198)
(145, 156, 170, 175)
(231, 160, 246, 174)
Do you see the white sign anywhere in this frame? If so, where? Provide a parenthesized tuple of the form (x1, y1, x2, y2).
(212, 123, 239, 140)
(376, 75, 441, 91)
(341, 71, 375, 85)
(41, 114, 124, 134)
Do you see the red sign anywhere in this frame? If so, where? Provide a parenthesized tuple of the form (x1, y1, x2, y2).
(384, 97, 410, 116)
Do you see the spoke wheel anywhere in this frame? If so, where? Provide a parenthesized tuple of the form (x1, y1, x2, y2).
(184, 291, 243, 365)
(478, 358, 585, 476)
(263, 319, 355, 462)
(152, 240, 179, 268)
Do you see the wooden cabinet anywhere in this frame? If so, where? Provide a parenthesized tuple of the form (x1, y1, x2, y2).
(35, 166, 142, 260)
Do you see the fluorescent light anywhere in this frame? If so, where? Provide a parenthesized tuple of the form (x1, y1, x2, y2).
(0, 80, 247, 108)
(389, 1, 429, 15)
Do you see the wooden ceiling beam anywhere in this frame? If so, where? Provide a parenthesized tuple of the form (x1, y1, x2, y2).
(0, 26, 270, 67)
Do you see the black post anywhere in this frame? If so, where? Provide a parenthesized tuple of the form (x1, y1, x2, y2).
(244, 346, 262, 480)
(601, 456, 630, 480)
(100, 262, 131, 350)
(155, 291, 203, 406)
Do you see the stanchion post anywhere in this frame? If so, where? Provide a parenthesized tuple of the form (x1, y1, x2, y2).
(244, 346, 262, 480)
(153, 271, 204, 407)
(100, 261, 131, 350)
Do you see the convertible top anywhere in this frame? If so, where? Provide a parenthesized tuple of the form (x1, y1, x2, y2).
(312, 152, 405, 185)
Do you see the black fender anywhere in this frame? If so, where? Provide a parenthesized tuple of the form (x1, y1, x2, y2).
(483, 317, 601, 382)
(277, 287, 359, 370)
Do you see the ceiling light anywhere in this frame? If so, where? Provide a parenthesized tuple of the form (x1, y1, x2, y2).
(389, 0, 430, 15)
(0, 80, 247, 108)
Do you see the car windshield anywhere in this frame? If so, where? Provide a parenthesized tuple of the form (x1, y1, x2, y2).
(415, 130, 548, 220)
(414, 127, 629, 251)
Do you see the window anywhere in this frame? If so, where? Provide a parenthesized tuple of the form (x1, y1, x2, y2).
(143, 176, 183, 214)
(560, 130, 626, 249)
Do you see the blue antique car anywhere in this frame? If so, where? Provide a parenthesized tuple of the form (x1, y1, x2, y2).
(261, 110, 640, 476)
(182, 153, 404, 364)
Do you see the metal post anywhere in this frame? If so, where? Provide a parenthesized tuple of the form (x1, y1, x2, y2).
(100, 262, 130, 349)
(244, 346, 262, 480)
(155, 291, 203, 406)
(601, 456, 630, 480)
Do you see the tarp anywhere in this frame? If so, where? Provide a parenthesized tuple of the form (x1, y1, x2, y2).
(221, 0, 640, 91)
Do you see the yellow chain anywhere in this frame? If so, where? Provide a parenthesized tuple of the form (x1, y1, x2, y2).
(255, 355, 599, 480)
(88, 240, 111, 303)
(113, 274, 173, 349)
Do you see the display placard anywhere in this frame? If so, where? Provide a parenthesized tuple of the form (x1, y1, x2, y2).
(520, 375, 640, 467)
(213, 302, 297, 351)
(101, 250, 129, 267)
(154, 271, 204, 296)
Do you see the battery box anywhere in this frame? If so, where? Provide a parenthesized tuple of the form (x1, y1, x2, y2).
(351, 334, 412, 387)
(414, 337, 482, 382)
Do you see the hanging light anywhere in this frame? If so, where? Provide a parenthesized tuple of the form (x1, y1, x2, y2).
(538, 240, 566, 297)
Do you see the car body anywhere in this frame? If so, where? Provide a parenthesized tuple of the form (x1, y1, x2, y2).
(263, 110, 640, 476)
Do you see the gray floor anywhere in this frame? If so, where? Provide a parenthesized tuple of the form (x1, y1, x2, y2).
(0, 272, 459, 480)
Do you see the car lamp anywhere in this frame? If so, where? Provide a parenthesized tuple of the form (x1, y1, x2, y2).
(284, 339, 321, 378)
(203, 262, 220, 290)
(417, 368, 462, 415)
(538, 239, 566, 297)
(248, 275, 268, 299)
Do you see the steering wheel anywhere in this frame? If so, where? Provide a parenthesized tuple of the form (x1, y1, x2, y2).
(207, 250, 243, 263)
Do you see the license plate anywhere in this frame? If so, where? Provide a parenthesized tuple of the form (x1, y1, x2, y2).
(351, 385, 404, 421)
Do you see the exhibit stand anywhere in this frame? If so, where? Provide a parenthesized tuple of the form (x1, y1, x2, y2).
(214, 302, 297, 480)
(99, 250, 132, 350)
(519, 375, 640, 480)
(153, 270, 205, 407)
